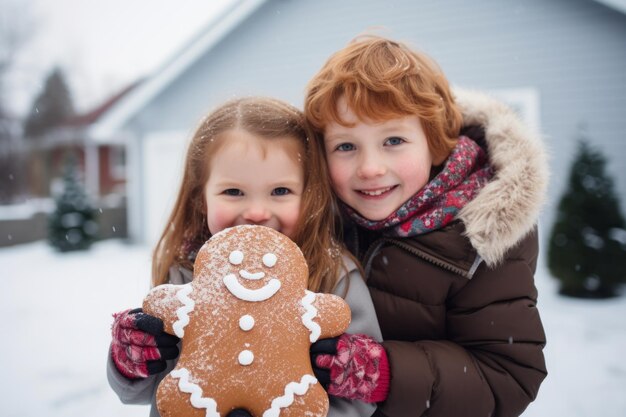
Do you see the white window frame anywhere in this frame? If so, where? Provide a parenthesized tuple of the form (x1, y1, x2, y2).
(109, 145, 126, 180)
(488, 87, 541, 133)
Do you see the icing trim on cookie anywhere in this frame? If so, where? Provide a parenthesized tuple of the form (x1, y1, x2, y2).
(173, 284, 195, 338)
(301, 290, 321, 343)
(170, 368, 219, 417)
(223, 274, 281, 302)
(262, 374, 318, 417)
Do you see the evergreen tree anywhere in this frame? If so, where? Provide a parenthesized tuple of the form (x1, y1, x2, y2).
(548, 140, 626, 298)
(48, 153, 98, 252)
(23, 67, 74, 138)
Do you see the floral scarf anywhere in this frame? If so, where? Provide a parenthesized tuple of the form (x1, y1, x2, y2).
(346, 136, 493, 237)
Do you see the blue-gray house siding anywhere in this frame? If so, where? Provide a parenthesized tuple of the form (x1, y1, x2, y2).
(114, 0, 625, 243)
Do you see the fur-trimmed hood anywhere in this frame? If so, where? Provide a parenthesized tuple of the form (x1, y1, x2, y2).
(454, 88, 549, 267)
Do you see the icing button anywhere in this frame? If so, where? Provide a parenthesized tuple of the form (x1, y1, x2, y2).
(238, 350, 254, 366)
(239, 315, 255, 331)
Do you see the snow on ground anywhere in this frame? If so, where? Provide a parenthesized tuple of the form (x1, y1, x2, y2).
(1, 239, 625, 417)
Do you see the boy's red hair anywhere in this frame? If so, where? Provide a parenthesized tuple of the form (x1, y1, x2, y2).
(305, 35, 462, 163)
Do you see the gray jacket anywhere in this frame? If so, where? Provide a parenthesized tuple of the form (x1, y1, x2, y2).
(107, 255, 382, 417)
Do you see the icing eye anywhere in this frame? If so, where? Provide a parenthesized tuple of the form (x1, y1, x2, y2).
(262, 253, 277, 268)
(229, 250, 244, 265)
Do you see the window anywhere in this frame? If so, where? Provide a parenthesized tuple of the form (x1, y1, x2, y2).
(109, 146, 126, 180)
(488, 87, 541, 133)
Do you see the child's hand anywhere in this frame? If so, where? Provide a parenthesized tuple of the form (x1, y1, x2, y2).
(110, 308, 180, 380)
(310, 336, 338, 387)
(311, 333, 390, 403)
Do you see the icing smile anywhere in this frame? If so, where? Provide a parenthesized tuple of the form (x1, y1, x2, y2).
(239, 270, 265, 280)
(223, 274, 281, 302)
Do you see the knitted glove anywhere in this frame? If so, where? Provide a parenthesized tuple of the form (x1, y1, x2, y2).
(310, 337, 338, 388)
(110, 308, 180, 379)
(312, 333, 390, 403)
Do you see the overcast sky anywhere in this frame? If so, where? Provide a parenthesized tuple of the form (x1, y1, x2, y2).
(6, 0, 626, 118)
(6, 0, 236, 116)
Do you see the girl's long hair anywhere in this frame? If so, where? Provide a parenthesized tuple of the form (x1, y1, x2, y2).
(152, 97, 345, 293)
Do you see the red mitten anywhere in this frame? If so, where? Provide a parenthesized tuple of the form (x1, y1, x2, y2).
(110, 308, 180, 379)
(315, 333, 390, 403)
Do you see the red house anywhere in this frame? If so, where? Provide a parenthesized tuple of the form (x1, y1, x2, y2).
(28, 81, 140, 199)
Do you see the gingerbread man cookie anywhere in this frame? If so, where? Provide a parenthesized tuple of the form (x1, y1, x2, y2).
(143, 225, 351, 417)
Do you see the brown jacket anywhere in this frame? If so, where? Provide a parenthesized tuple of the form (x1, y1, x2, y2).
(348, 89, 549, 417)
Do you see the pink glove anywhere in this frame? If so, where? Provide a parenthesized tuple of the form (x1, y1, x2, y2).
(110, 308, 180, 379)
(315, 333, 390, 403)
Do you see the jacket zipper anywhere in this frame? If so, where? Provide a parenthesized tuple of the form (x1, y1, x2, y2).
(363, 237, 472, 279)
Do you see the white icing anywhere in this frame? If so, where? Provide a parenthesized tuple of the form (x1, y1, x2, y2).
(239, 314, 255, 331)
(170, 368, 220, 417)
(238, 350, 254, 365)
(229, 250, 244, 265)
(223, 274, 281, 302)
(262, 374, 318, 417)
(262, 253, 277, 268)
(173, 284, 195, 338)
(300, 290, 321, 342)
(239, 269, 265, 280)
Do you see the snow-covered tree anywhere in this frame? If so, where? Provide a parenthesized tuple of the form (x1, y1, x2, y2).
(48, 153, 98, 252)
(23, 67, 74, 138)
(548, 140, 626, 298)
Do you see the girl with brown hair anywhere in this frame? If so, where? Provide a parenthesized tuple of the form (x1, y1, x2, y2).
(107, 97, 382, 417)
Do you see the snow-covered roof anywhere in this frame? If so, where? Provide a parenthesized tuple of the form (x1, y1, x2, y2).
(89, 0, 268, 141)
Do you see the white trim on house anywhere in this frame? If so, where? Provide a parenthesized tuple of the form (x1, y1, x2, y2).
(84, 138, 100, 197)
(89, 0, 268, 141)
(109, 145, 126, 180)
(142, 130, 189, 247)
(593, 0, 626, 14)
